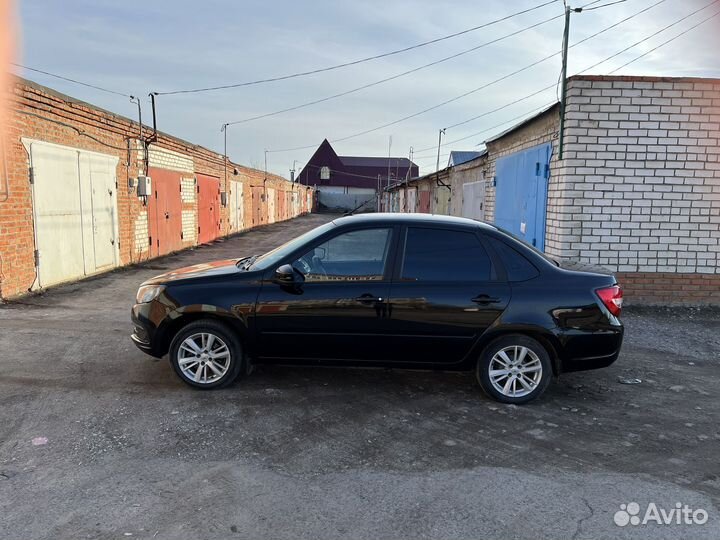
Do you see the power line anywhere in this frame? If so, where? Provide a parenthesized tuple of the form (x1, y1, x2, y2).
(415, 1, 720, 170)
(582, 0, 628, 11)
(224, 10, 567, 127)
(443, 83, 558, 132)
(608, 8, 720, 73)
(578, 0, 719, 73)
(300, 163, 397, 181)
(414, 0, 717, 158)
(413, 101, 559, 159)
(153, 0, 559, 96)
(268, 0, 666, 154)
(10, 62, 132, 98)
(416, 0, 720, 164)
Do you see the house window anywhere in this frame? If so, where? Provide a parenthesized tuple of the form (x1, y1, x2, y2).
(320, 166, 330, 180)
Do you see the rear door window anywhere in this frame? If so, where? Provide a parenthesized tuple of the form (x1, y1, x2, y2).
(401, 227, 493, 281)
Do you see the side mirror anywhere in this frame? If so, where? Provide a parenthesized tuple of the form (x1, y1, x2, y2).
(274, 264, 296, 284)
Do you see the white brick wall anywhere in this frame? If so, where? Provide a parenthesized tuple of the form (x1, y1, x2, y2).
(553, 76, 720, 274)
(134, 211, 148, 255)
(181, 177, 196, 203)
(148, 146, 194, 173)
(182, 210, 197, 243)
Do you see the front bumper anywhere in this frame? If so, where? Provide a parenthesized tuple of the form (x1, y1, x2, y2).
(131, 303, 163, 357)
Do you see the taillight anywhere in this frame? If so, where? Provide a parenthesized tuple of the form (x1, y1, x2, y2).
(596, 285, 623, 317)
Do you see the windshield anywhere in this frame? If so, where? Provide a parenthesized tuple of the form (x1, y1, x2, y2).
(249, 221, 336, 271)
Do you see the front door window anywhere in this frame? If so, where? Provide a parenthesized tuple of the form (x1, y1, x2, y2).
(292, 228, 392, 282)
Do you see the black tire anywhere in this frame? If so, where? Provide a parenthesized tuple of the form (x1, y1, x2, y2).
(169, 319, 244, 389)
(476, 334, 552, 404)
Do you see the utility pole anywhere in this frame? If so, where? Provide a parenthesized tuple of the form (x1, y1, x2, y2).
(559, 5, 583, 160)
(377, 173, 381, 212)
(147, 93, 158, 143)
(435, 128, 450, 190)
(435, 128, 445, 175)
(221, 123, 229, 194)
(387, 135, 392, 191)
(264, 149, 268, 181)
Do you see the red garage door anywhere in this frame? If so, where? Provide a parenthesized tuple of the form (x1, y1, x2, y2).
(418, 190, 431, 213)
(148, 167, 183, 257)
(197, 174, 220, 244)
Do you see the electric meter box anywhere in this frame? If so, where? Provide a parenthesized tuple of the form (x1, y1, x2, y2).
(137, 176, 152, 196)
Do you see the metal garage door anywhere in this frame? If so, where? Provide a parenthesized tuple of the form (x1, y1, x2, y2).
(251, 187, 264, 226)
(267, 187, 276, 224)
(24, 139, 119, 289)
(494, 143, 551, 250)
(197, 174, 220, 244)
(229, 180, 244, 233)
(79, 153, 118, 271)
(461, 181, 486, 221)
(406, 187, 417, 212)
(148, 167, 184, 257)
(418, 190, 431, 213)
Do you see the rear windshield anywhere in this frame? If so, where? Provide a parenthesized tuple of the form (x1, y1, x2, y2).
(492, 226, 559, 267)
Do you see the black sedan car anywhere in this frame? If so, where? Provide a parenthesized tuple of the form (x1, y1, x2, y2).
(131, 213, 623, 404)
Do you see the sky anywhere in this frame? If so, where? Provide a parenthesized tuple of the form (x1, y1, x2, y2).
(13, 0, 720, 178)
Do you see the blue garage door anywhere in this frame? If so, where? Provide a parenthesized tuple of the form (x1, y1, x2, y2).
(494, 143, 551, 251)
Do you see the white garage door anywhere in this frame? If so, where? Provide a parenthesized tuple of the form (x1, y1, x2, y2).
(24, 139, 120, 289)
(462, 180, 486, 222)
(229, 180, 244, 232)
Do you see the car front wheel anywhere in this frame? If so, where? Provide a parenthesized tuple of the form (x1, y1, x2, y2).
(476, 335, 552, 404)
(169, 320, 244, 389)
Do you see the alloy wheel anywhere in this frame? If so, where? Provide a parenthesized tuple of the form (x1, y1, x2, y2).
(488, 345, 543, 398)
(177, 332, 231, 384)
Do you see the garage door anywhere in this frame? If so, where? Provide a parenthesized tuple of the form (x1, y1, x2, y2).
(406, 187, 417, 212)
(24, 139, 119, 289)
(267, 187, 276, 224)
(495, 142, 551, 250)
(462, 181, 486, 221)
(229, 180, 244, 232)
(148, 167, 183, 257)
(418, 190, 431, 213)
(197, 174, 220, 244)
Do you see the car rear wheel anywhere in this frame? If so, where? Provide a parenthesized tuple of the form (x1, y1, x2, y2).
(476, 335, 552, 404)
(169, 320, 244, 389)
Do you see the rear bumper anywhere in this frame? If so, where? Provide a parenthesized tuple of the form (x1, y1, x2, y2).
(559, 324, 624, 373)
(131, 303, 163, 358)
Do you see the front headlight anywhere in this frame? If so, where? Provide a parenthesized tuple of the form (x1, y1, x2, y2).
(136, 284, 165, 304)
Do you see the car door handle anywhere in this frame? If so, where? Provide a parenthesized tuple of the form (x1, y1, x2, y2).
(472, 295, 501, 304)
(355, 294, 383, 304)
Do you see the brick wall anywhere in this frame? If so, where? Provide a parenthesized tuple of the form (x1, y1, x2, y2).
(556, 75, 720, 304)
(0, 77, 315, 299)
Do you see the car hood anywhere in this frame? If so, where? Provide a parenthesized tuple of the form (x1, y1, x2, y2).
(142, 259, 243, 285)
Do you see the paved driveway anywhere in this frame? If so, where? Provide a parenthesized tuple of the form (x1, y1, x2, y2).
(0, 213, 718, 540)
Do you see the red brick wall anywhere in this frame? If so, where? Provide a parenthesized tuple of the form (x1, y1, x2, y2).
(0, 77, 314, 299)
(617, 272, 720, 305)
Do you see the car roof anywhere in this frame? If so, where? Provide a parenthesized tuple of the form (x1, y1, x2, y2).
(332, 212, 499, 231)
